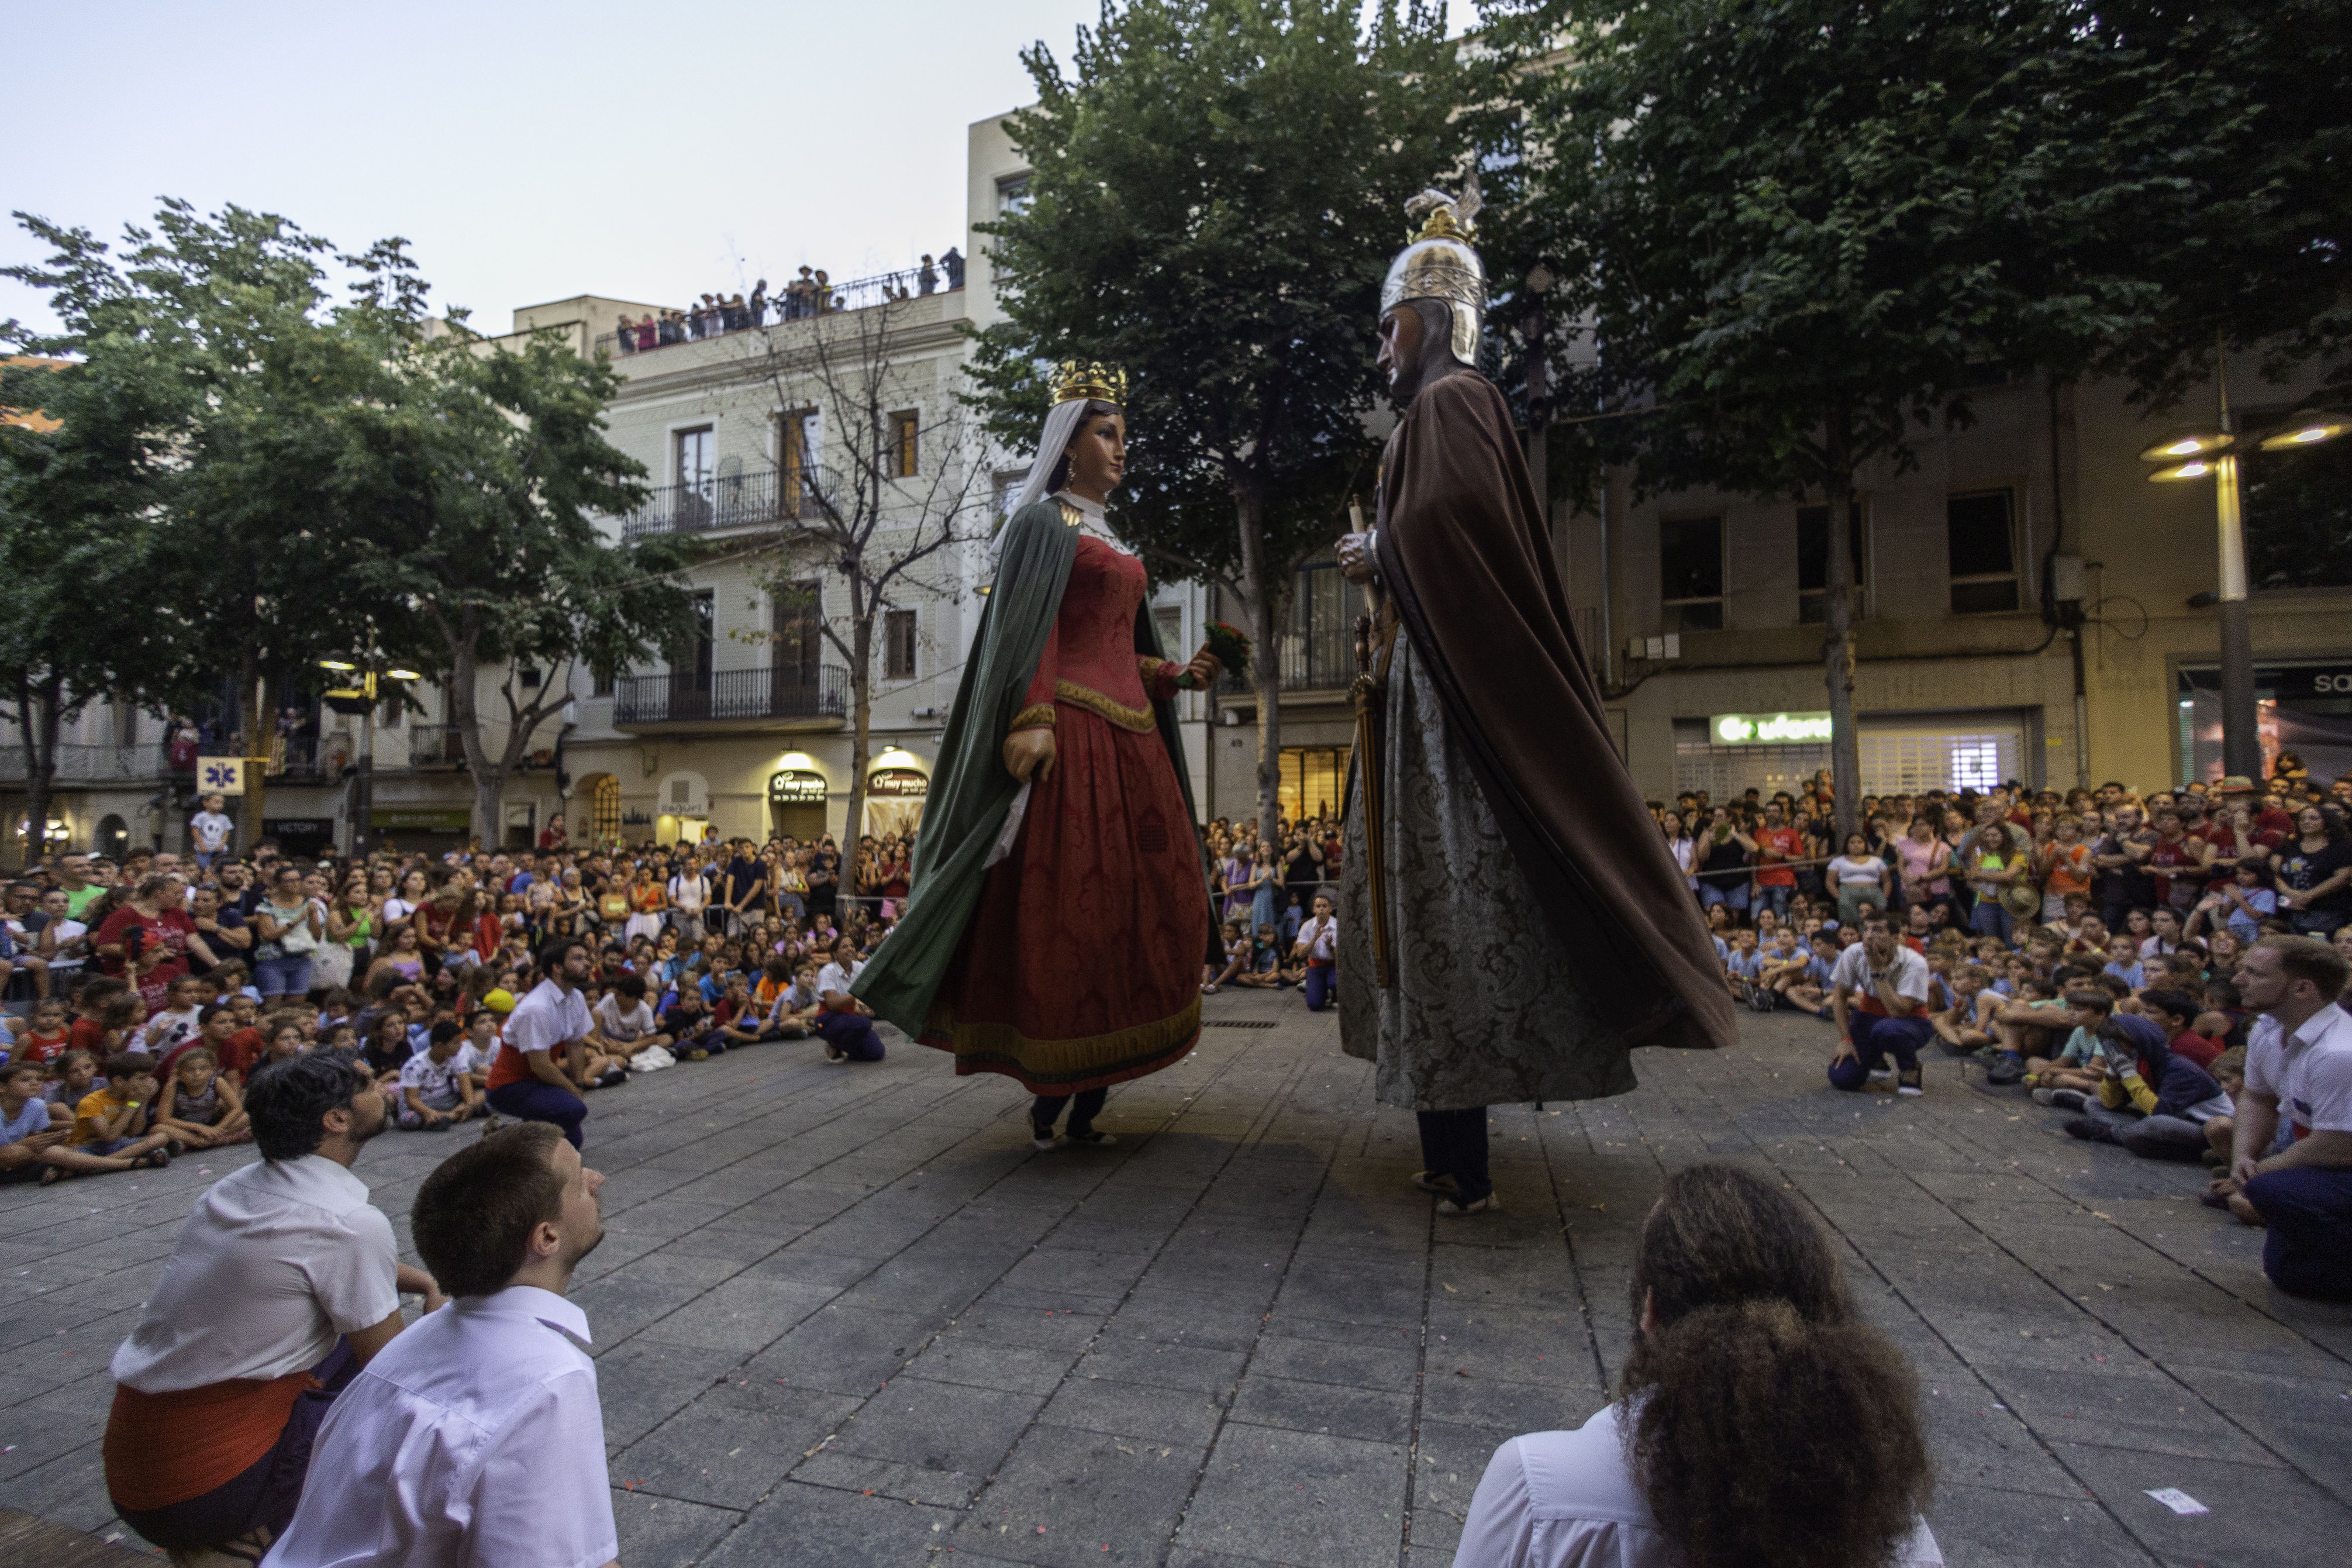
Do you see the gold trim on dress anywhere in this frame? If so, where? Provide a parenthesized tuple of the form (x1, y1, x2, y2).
(1056, 501, 1085, 529)
(922, 992, 1200, 1088)
(1054, 679, 1156, 733)
(1009, 703, 1057, 731)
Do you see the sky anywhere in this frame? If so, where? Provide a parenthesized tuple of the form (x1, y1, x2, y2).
(4, 0, 1477, 338)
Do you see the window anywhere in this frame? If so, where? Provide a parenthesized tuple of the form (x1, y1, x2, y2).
(591, 775, 622, 843)
(997, 174, 1032, 215)
(590, 668, 615, 698)
(683, 591, 714, 692)
(1797, 501, 1868, 624)
(773, 580, 822, 688)
(778, 410, 818, 515)
(890, 412, 919, 478)
(1155, 606, 1184, 665)
(1658, 514, 1724, 632)
(1284, 551, 1364, 689)
(1279, 746, 1352, 823)
(884, 608, 917, 679)
(675, 427, 714, 492)
(1947, 489, 2020, 613)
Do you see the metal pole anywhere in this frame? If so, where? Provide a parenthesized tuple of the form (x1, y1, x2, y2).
(356, 689, 376, 858)
(2213, 349, 2260, 779)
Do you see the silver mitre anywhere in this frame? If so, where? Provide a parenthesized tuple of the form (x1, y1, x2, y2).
(1380, 174, 1485, 364)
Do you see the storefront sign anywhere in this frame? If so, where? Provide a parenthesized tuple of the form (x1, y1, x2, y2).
(768, 769, 828, 803)
(1711, 711, 1834, 745)
(867, 766, 929, 797)
(374, 807, 472, 830)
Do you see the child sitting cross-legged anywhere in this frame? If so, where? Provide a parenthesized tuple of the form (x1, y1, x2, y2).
(152, 1045, 251, 1149)
(397, 1020, 490, 1130)
(47, 1051, 175, 1182)
(0, 1057, 68, 1184)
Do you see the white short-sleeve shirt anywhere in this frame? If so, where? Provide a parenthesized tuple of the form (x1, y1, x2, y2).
(1829, 942, 1932, 1006)
(2242, 1002, 2352, 1139)
(260, 1285, 617, 1568)
(111, 1156, 400, 1392)
(504, 978, 592, 1061)
(1455, 1403, 1942, 1568)
(398, 1050, 470, 1109)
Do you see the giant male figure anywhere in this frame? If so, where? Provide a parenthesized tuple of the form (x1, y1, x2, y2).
(1335, 186, 1735, 1213)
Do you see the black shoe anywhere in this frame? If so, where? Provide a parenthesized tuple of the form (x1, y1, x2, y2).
(2062, 1116, 2111, 1143)
(1985, 1056, 2027, 1087)
(598, 1068, 628, 1089)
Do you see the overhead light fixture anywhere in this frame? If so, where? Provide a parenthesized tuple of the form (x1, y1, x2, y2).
(2147, 460, 2214, 482)
(2255, 412, 2350, 451)
(2136, 429, 2233, 462)
(317, 658, 356, 672)
(386, 669, 422, 682)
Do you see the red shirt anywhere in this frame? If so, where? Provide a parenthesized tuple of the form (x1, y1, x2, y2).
(94, 904, 198, 1013)
(68, 1017, 110, 1056)
(2171, 1030, 2224, 1071)
(1753, 827, 1804, 888)
(217, 1028, 268, 1079)
(12, 1027, 69, 1066)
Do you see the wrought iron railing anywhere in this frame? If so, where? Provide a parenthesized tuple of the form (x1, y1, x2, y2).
(619, 469, 807, 540)
(614, 666, 847, 727)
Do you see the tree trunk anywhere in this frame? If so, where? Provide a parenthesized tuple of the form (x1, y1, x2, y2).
(14, 675, 61, 871)
(1233, 482, 1284, 855)
(1821, 411, 1861, 847)
(844, 613, 873, 877)
(445, 640, 505, 847)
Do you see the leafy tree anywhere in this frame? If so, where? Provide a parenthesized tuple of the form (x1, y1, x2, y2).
(729, 303, 993, 851)
(1482, 0, 2268, 839)
(329, 322, 691, 845)
(969, 0, 1471, 846)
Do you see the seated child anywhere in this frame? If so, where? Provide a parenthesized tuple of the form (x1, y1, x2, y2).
(9, 998, 72, 1069)
(0, 1057, 67, 1183)
(49, 1051, 174, 1182)
(154, 1046, 251, 1148)
(397, 1021, 489, 1130)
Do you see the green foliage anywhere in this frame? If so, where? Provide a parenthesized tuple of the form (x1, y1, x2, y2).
(967, 0, 1473, 581)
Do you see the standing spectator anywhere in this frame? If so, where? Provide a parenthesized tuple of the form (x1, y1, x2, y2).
(103, 1056, 440, 1560)
(940, 246, 965, 289)
(1825, 832, 1890, 928)
(1453, 1163, 1937, 1568)
(484, 939, 595, 1149)
(537, 813, 568, 853)
(2211, 935, 2352, 1299)
(261, 1124, 616, 1568)
(2036, 814, 2095, 922)
(1659, 810, 1698, 897)
(1893, 814, 1951, 917)
(917, 254, 939, 295)
(721, 837, 767, 935)
(96, 873, 214, 1015)
(2094, 803, 2158, 931)
(1750, 803, 1804, 920)
(1693, 806, 1754, 918)
(190, 793, 235, 871)
(2275, 805, 2352, 937)
(1958, 823, 2025, 942)
(252, 864, 324, 1001)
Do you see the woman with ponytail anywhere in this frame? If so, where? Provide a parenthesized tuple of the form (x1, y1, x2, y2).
(1455, 1164, 1940, 1568)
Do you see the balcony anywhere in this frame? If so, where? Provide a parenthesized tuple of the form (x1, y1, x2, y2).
(409, 724, 469, 768)
(1219, 630, 1361, 700)
(619, 468, 807, 541)
(0, 742, 172, 786)
(614, 666, 848, 731)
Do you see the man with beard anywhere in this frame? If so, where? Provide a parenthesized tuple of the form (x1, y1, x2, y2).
(104, 1056, 443, 1559)
(1334, 181, 1735, 1215)
(264, 1123, 615, 1567)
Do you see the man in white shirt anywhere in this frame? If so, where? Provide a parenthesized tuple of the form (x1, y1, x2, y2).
(264, 1123, 617, 1568)
(1293, 893, 1338, 1012)
(2214, 935, 2352, 1300)
(668, 856, 709, 944)
(1827, 916, 1934, 1097)
(105, 1055, 442, 1559)
(483, 938, 597, 1149)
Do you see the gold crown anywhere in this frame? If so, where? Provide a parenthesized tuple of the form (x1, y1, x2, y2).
(1052, 360, 1128, 406)
(1413, 205, 1476, 245)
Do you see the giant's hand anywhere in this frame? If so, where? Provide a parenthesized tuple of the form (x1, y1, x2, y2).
(1183, 645, 1223, 689)
(1336, 531, 1376, 584)
(1004, 727, 1058, 784)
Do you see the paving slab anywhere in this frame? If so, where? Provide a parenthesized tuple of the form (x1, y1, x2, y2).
(0, 990, 2345, 1563)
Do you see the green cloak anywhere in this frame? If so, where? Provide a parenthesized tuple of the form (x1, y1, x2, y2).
(851, 500, 1215, 1037)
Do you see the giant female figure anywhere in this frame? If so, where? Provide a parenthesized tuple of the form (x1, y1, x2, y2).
(854, 365, 1221, 1147)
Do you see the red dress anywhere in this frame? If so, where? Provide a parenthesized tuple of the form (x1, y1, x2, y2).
(922, 535, 1207, 1092)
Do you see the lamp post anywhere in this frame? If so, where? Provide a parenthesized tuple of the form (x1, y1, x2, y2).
(1521, 263, 1555, 539)
(2141, 373, 2349, 778)
(319, 655, 420, 856)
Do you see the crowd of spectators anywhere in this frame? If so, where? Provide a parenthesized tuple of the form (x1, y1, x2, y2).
(1666, 766, 2352, 1302)
(1202, 813, 1343, 998)
(613, 248, 966, 353)
(0, 827, 933, 1186)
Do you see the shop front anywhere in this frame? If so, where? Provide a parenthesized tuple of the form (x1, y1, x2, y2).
(769, 767, 830, 842)
(863, 759, 928, 837)
(372, 806, 472, 853)
(2178, 658, 2352, 785)
(1674, 709, 2033, 801)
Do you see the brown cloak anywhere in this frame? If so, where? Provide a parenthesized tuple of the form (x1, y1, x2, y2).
(1373, 370, 1736, 1055)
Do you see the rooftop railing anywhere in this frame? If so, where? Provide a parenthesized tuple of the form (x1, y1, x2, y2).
(594, 272, 962, 358)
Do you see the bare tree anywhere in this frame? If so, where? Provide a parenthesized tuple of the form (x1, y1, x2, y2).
(731, 298, 994, 856)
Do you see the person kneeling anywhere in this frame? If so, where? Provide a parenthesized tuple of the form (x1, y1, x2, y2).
(265, 1123, 616, 1567)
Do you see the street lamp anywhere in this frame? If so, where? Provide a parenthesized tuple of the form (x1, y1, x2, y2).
(319, 655, 419, 855)
(2139, 369, 2349, 777)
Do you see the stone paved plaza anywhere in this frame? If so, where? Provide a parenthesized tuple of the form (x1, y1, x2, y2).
(3, 989, 2349, 1566)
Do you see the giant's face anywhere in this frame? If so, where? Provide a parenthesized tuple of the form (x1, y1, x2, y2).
(1064, 410, 1127, 499)
(1376, 305, 1423, 393)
